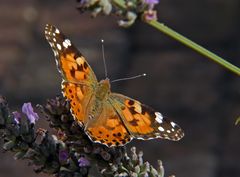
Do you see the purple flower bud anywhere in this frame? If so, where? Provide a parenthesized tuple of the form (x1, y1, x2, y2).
(59, 149, 69, 162)
(142, 10, 157, 22)
(12, 111, 21, 124)
(144, 0, 159, 5)
(22, 102, 39, 124)
(78, 157, 90, 167)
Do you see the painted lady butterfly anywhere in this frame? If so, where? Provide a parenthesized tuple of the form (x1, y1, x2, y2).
(45, 24, 184, 147)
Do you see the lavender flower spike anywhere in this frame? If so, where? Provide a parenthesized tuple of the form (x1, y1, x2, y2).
(22, 102, 39, 124)
(12, 111, 21, 124)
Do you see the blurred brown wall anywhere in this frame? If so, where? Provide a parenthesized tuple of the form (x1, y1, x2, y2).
(0, 0, 240, 177)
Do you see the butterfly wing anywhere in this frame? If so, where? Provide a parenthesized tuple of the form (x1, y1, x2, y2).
(85, 100, 132, 147)
(109, 93, 184, 141)
(45, 24, 98, 85)
(45, 24, 98, 125)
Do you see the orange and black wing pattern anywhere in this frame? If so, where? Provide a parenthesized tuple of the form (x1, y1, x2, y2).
(110, 93, 184, 141)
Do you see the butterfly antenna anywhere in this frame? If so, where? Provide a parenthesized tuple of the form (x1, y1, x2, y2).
(101, 39, 108, 78)
(111, 73, 147, 83)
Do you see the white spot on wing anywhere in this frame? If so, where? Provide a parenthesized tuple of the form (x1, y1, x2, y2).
(170, 121, 176, 127)
(76, 57, 84, 65)
(55, 28, 60, 34)
(53, 50, 58, 56)
(158, 126, 164, 132)
(57, 43, 62, 50)
(62, 39, 71, 48)
(155, 112, 163, 124)
(65, 39, 71, 46)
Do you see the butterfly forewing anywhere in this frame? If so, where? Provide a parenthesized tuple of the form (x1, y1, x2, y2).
(45, 24, 97, 85)
(110, 93, 184, 141)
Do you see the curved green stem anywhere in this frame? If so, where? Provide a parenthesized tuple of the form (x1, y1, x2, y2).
(147, 20, 240, 76)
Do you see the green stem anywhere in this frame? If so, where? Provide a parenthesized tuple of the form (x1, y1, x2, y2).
(147, 20, 240, 76)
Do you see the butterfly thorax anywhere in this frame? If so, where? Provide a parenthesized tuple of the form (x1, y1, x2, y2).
(95, 79, 111, 101)
(88, 79, 110, 121)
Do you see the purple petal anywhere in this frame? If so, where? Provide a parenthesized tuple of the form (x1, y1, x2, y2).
(22, 102, 39, 124)
(78, 157, 90, 167)
(12, 111, 21, 124)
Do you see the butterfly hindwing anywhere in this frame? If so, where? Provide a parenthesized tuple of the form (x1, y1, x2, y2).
(110, 93, 184, 141)
(62, 82, 95, 125)
(85, 101, 132, 147)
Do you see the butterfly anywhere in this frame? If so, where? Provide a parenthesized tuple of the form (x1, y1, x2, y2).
(45, 24, 184, 147)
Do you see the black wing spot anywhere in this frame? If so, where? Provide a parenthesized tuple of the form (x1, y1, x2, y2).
(129, 119, 139, 126)
(129, 106, 138, 114)
(83, 62, 88, 70)
(70, 68, 75, 77)
(128, 100, 134, 105)
(77, 64, 84, 71)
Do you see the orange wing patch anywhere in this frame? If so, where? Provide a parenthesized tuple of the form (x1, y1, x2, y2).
(85, 102, 132, 147)
(122, 100, 154, 134)
(60, 54, 91, 82)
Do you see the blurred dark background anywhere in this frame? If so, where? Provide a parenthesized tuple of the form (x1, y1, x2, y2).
(0, 0, 240, 177)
